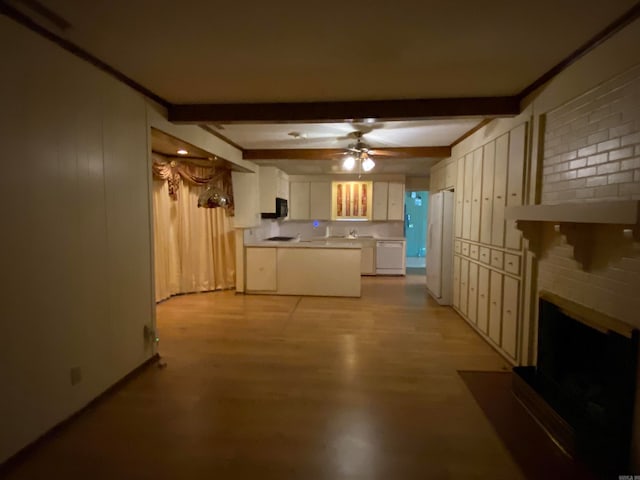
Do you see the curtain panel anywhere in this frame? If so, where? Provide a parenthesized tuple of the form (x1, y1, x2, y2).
(152, 158, 235, 302)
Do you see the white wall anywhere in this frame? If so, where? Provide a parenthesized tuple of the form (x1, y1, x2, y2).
(0, 17, 155, 462)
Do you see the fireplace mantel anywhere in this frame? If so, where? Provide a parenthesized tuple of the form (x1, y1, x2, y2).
(505, 200, 640, 225)
(505, 200, 640, 270)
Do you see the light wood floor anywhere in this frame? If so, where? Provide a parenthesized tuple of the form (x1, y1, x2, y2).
(4, 273, 524, 479)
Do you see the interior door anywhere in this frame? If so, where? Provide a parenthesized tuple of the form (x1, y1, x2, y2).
(426, 192, 442, 297)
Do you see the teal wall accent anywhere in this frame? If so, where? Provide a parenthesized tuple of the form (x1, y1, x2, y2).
(405, 191, 428, 257)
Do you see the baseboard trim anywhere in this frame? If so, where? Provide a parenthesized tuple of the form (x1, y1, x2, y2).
(0, 353, 160, 473)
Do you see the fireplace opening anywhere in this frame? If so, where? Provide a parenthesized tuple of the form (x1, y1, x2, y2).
(514, 294, 638, 475)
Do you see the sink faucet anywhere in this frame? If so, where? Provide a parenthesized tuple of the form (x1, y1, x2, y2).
(349, 229, 358, 238)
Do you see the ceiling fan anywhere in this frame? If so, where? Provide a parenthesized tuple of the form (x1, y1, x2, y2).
(338, 131, 396, 174)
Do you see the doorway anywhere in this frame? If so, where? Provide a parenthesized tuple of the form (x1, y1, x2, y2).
(405, 190, 429, 268)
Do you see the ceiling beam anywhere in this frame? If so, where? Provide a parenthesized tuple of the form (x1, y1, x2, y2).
(243, 146, 451, 160)
(168, 97, 520, 124)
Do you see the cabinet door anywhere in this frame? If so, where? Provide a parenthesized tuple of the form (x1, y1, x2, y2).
(453, 255, 461, 309)
(488, 271, 503, 345)
(491, 134, 509, 247)
(477, 266, 490, 334)
(373, 182, 388, 220)
(455, 157, 465, 238)
(480, 141, 495, 244)
(309, 182, 331, 220)
(467, 262, 479, 325)
(445, 161, 457, 189)
(505, 124, 527, 250)
(289, 182, 310, 220)
(460, 258, 469, 316)
(462, 153, 473, 239)
(361, 246, 375, 275)
(277, 171, 289, 200)
(502, 276, 519, 359)
(470, 148, 483, 242)
(387, 182, 404, 220)
(246, 248, 277, 291)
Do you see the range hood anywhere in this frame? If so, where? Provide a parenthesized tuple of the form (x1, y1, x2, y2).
(506, 200, 640, 271)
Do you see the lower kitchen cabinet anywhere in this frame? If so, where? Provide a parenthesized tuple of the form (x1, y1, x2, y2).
(488, 270, 503, 346)
(246, 248, 277, 291)
(453, 256, 461, 308)
(467, 262, 478, 325)
(361, 246, 375, 275)
(477, 266, 490, 334)
(501, 276, 519, 359)
(459, 258, 469, 316)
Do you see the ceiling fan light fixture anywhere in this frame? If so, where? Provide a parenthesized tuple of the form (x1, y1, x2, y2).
(342, 155, 356, 170)
(361, 156, 375, 172)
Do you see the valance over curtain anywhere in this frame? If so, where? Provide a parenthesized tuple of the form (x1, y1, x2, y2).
(152, 156, 235, 302)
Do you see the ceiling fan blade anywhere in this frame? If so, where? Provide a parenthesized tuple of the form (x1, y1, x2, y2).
(368, 149, 401, 157)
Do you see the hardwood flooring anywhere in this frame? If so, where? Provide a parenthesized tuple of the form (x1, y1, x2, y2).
(3, 273, 524, 479)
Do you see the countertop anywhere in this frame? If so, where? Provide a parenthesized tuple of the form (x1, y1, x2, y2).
(245, 241, 362, 249)
(245, 236, 405, 249)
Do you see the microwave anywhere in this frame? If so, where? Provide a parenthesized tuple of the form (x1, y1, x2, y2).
(261, 197, 288, 219)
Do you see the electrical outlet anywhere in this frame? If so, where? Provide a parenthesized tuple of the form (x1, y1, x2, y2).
(70, 366, 82, 386)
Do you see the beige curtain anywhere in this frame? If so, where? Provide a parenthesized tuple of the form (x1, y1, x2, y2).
(153, 175, 235, 302)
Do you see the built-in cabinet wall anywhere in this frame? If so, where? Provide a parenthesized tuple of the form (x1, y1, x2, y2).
(434, 123, 528, 363)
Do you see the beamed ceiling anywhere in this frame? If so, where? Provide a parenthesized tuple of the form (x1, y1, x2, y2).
(3, 0, 639, 174)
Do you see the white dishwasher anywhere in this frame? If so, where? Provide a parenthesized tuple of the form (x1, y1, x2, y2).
(376, 240, 406, 275)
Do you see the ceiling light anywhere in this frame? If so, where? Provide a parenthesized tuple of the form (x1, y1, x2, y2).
(364, 118, 376, 124)
(361, 156, 375, 172)
(342, 155, 356, 171)
(177, 149, 188, 155)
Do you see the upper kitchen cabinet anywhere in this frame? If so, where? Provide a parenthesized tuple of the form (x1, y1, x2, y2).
(372, 181, 404, 221)
(372, 182, 388, 220)
(387, 182, 405, 220)
(310, 182, 332, 220)
(289, 182, 310, 220)
(231, 171, 261, 228)
(445, 161, 457, 190)
(259, 166, 289, 216)
(288, 181, 332, 220)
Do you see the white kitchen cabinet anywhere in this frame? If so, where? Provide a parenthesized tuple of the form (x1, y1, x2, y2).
(455, 157, 465, 238)
(373, 182, 388, 220)
(491, 134, 508, 247)
(480, 141, 495, 244)
(246, 248, 277, 291)
(488, 270, 503, 345)
(259, 166, 289, 215)
(453, 255, 461, 309)
(387, 182, 404, 220)
(505, 124, 527, 250)
(445, 161, 457, 189)
(460, 258, 469, 316)
(477, 266, 490, 334)
(470, 148, 483, 242)
(361, 246, 375, 275)
(462, 153, 473, 239)
(309, 182, 332, 220)
(501, 276, 520, 359)
(231, 171, 261, 228)
(289, 182, 310, 220)
(467, 262, 479, 325)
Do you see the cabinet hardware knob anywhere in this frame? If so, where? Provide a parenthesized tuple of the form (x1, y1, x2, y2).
(492, 301, 497, 305)
(480, 294, 485, 298)
(484, 197, 489, 200)
(497, 196, 502, 199)
(506, 310, 512, 314)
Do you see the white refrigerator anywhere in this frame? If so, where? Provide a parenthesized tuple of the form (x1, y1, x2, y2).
(426, 191, 454, 305)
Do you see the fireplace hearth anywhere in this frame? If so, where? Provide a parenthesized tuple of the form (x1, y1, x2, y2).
(514, 292, 638, 475)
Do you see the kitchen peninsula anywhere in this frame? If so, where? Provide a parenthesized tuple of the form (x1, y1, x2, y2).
(244, 240, 362, 297)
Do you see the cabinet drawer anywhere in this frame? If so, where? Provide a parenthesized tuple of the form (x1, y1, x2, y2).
(469, 244, 479, 260)
(461, 242, 470, 256)
(490, 250, 504, 270)
(479, 247, 491, 264)
(454, 240, 461, 254)
(504, 253, 521, 275)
